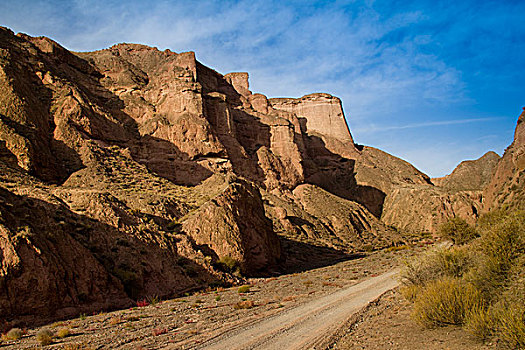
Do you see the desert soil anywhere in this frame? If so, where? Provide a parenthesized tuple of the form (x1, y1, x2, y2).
(0, 246, 491, 350)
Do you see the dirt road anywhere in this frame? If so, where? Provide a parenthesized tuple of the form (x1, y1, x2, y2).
(190, 269, 399, 350)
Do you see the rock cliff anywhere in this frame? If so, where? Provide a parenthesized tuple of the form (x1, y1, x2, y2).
(483, 109, 525, 210)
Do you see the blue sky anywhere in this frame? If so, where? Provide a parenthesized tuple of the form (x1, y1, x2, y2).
(1, 0, 524, 177)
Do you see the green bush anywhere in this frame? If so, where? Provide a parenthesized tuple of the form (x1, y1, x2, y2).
(413, 277, 484, 327)
(215, 256, 241, 274)
(238, 285, 251, 293)
(439, 217, 478, 245)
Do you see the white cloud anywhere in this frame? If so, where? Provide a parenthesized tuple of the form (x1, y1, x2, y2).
(353, 117, 502, 134)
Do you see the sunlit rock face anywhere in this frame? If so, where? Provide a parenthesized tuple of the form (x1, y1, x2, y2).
(483, 109, 525, 211)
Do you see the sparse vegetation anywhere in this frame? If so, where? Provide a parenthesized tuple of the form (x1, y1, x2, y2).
(412, 277, 484, 327)
(147, 295, 161, 305)
(401, 210, 525, 347)
(438, 217, 478, 245)
(152, 328, 168, 336)
(136, 299, 149, 307)
(234, 300, 255, 309)
(56, 327, 71, 338)
(3, 327, 22, 340)
(36, 329, 54, 346)
(109, 317, 122, 325)
(238, 285, 251, 293)
(61, 343, 95, 350)
(215, 256, 241, 275)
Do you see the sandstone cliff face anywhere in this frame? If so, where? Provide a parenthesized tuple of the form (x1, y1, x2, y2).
(484, 109, 525, 210)
(269, 94, 353, 143)
(181, 178, 281, 275)
(291, 184, 401, 250)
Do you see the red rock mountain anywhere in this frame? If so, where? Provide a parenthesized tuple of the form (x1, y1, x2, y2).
(483, 108, 525, 210)
(0, 26, 521, 324)
(432, 151, 500, 192)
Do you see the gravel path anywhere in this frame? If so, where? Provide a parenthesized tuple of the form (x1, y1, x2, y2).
(189, 269, 399, 350)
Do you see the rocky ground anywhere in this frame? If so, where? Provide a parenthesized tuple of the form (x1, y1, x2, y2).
(0, 244, 492, 350)
(0, 248, 407, 349)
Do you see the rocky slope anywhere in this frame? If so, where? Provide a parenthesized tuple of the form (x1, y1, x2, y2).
(432, 151, 500, 192)
(379, 151, 501, 233)
(483, 108, 525, 210)
(0, 25, 521, 324)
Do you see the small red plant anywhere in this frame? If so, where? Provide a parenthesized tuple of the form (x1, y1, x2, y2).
(136, 299, 149, 307)
(152, 328, 167, 336)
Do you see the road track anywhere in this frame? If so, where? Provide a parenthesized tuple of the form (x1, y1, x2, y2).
(190, 269, 399, 350)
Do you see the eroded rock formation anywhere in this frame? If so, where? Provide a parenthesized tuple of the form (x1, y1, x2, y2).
(484, 108, 525, 210)
(432, 151, 500, 192)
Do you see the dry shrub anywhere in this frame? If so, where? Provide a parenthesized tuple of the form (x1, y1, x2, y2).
(152, 328, 168, 336)
(62, 344, 95, 350)
(36, 329, 54, 346)
(56, 327, 70, 338)
(491, 256, 525, 348)
(478, 209, 525, 273)
(215, 256, 240, 274)
(400, 246, 472, 287)
(492, 301, 525, 349)
(465, 307, 493, 341)
(3, 327, 22, 340)
(399, 284, 420, 303)
(439, 217, 478, 245)
(413, 277, 484, 327)
(404, 210, 525, 347)
(234, 300, 255, 309)
(385, 244, 409, 252)
(322, 281, 340, 287)
(109, 316, 122, 325)
(282, 295, 296, 302)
